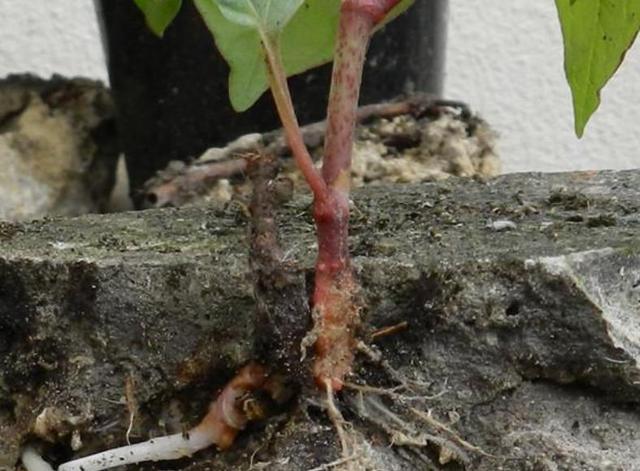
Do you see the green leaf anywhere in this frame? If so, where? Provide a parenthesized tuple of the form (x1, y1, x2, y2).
(194, 0, 340, 111)
(194, 0, 416, 112)
(215, 0, 304, 34)
(555, 0, 640, 136)
(133, 0, 182, 37)
(376, 0, 415, 31)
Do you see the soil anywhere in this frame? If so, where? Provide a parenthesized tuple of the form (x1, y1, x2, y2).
(1, 168, 639, 470)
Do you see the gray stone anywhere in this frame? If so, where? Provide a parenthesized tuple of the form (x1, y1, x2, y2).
(0, 169, 639, 470)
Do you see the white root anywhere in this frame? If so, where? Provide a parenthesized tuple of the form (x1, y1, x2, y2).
(21, 363, 268, 471)
(21, 446, 55, 471)
(57, 429, 212, 471)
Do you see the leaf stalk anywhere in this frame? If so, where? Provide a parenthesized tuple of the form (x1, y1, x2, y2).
(262, 34, 329, 203)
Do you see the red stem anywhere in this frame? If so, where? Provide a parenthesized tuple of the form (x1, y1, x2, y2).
(342, 0, 404, 26)
(312, 0, 403, 390)
(322, 0, 404, 189)
(257, 0, 405, 391)
(315, 5, 373, 275)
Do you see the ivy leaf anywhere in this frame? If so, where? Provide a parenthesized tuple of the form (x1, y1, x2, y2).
(195, 0, 415, 112)
(133, 0, 182, 37)
(194, 0, 340, 112)
(214, 0, 304, 34)
(555, 0, 640, 137)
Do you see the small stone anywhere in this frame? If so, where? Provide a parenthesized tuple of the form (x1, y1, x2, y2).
(71, 430, 83, 451)
(487, 219, 518, 231)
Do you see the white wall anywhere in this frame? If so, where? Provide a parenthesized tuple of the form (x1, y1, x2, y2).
(0, 0, 638, 173)
(445, 1, 640, 173)
(0, 1, 107, 82)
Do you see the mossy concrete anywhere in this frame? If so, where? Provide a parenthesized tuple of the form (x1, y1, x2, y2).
(1, 170, 640, 470)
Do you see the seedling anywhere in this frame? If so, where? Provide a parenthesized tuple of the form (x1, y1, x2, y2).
(173, 0, 412, 414)
(191, 0, 415, 390)
(182, 1, 414, 391)
(194, 0, 418, 394)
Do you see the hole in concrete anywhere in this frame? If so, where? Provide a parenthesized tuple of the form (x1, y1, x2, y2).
(506, 300, 521, 317)
(0, 397, 16, 425)
(0, 325, 15, 353)
(146, 192, 158, 206)
(305, 401, 329, 425)
(22, 438, 75, 470)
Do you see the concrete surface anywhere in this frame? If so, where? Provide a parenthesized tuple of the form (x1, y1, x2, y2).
(1, 169, 640, 470)
(0, 1, 638, 171)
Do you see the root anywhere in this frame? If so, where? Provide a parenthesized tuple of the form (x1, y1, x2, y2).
(351, 394, 472, 467)
(370, 321, 408, 341)
(410, 408, 494, 458)
(58, 430, 213, 471)
(306, 455, 358, 471)
(21, 446, 54, 471)
(324, 382, 351, 460)
(317, 382, 383, 471)
(355, 341, 449, 398)
(344, 381, 424, 402)
(355, 341, 415, 389)
(341, 341, 493, 468)
(25, 363, 271, 471)
(124, 374, 137, 445)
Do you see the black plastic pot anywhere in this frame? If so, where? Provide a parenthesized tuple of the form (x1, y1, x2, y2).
(95, 0, 448, 206)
